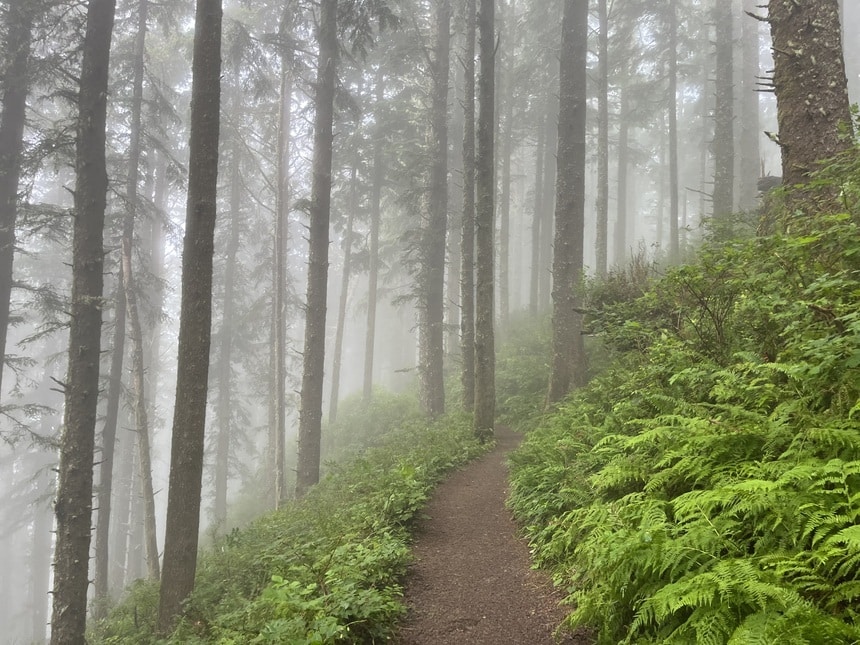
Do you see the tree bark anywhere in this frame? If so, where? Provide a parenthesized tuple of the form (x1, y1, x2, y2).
(296, 0, 337, 497)
(668, 0, 680, 260)
(498, 0, 513, 329)
(769, 0, 852, 190)
(0, 1, 32, 399)
(363, 69, 384, 403)
(419, 0, 450, 419)
(473, 0, 495, 440)
(157, 0, 222, 632)
(595, 0, 609, 276)
(546, 0, 587, 405)
(712, 0, 734, 220)
(538, 87, 557, 310)
(460, 0, 477, 412)
(51, 0, 116, 642)
(329, 166, 357, 423)
(529, 104, 545, 313)
(614, 83, 629, 266)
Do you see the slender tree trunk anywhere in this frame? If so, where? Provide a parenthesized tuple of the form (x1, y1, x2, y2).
(769, 0, 852, 190)
(712, 0, 734, 220)
(329, 167, 357, 423)
(447, 47, 464, 360)
(529, 105, 545, 314)
(157, 0, 222, 631)
(614, 84, 629, 266)
(296, 0, 337, 497)
(363, 70, 384, 403)
(460, 0, 477, 412)
(595, 0, 609, 277)
(474, 0, 495, 440)
(94, 274, 126, 613)
(668, 0, 680, 260)
(538, 87, 557, 311)
(214, 83, 243, 526)
(51, 1, 116, 641)
(739, 0, 760, 211)
(419, 0, 450, 418)
(0, 1, 32, 398)
(109, 414, 134, 591)
(547, 0, 587, 404)
(273, 15, 292, 507)
(498, 0, 513, 329)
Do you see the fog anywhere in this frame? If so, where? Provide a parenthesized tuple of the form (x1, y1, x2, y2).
(0, 0, 856, 641)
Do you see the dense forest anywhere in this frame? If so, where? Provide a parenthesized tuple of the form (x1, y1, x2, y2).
(0, 0, 858, 642)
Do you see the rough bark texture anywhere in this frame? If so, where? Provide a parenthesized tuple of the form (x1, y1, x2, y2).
(296, 0, 337, 498)
(712, 0, 734, 220)
(769, 0, 852, 189)
(460, 0, 477, 413)
(473, 0, 495, 440)
(595, 0, 609, 277)
(546, 0, 587, 405)
(157, 0, 222, 631)
(0, 1, 32, 398)
(419, 0, 450, 419)
(50, 1, 116, 642)
(364, 71, 384, 403)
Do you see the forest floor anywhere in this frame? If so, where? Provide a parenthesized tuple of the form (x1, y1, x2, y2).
(394, 425, 595, 644)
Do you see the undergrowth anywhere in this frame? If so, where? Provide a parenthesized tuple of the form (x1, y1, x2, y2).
(91, 403, 485, 644)
(510, 199, 860, 643)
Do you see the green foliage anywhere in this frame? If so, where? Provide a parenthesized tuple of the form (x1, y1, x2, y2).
(91, 402, 485, 644)
(510, 206, 860, 643)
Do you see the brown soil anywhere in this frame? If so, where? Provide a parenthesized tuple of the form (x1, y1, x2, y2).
(395, 426, 594, 645)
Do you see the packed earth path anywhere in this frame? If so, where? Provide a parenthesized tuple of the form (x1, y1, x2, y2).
(394, 425, 595, 644)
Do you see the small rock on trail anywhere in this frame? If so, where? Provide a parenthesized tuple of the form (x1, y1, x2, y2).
(395, 426, 594, 644)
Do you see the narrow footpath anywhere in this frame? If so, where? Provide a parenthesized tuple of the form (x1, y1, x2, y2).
(395, 426, 594, 644)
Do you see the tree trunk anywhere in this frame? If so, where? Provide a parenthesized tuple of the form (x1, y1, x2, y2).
(538, 87, 557, 310)
(498, 0, 513, 329)
(0, 1, 32, 398)
(712, 0, 734, 220)
(109, 412, 134, 591)
(157, 0, 222, 632)
(739, 0, 760, 211)
(51, 1, 116, 642)
(769, 0, 852, 190)
(460, 0, 477, 412)
(419, 0, 450, 419)
(546, 0, 587, 405)
(296, 0, 337, 497)
(614, 84, 629, 266)
(668, 0, 680, 260)
(529, 105, 545, 313)
(273, 28, 291, 507)
(329, 167, 358, 423)
(215, 81, 244, 525)
(595, 0, 609, 277)
(363, 70, 384, 403)
(473, 0, 495, 440)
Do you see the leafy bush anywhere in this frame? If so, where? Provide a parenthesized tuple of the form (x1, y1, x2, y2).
(92, 406, 485, 644)
(510, 210, 860, 644)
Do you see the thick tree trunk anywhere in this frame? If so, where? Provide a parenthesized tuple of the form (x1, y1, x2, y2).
(769, 0, 852, 190)
(473, 0, 495, 440)
(460, 0, 477, 412)
(363, 70, 384, 403)
(668, 0, 680, 260)
(157, 0, 222, 631)
(51, 1, 116, 642)
(595, 0, 609, 277)
(329, 167, 357, 423)
(546, 0, 587, 405)
(296, 0, 337, 497)
(419, 0, 450, 419)
(0, 1, 32, 398)
(712, 0, 734, 220)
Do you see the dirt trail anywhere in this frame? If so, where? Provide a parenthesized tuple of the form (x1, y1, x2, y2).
(395, 426, 594, 644)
